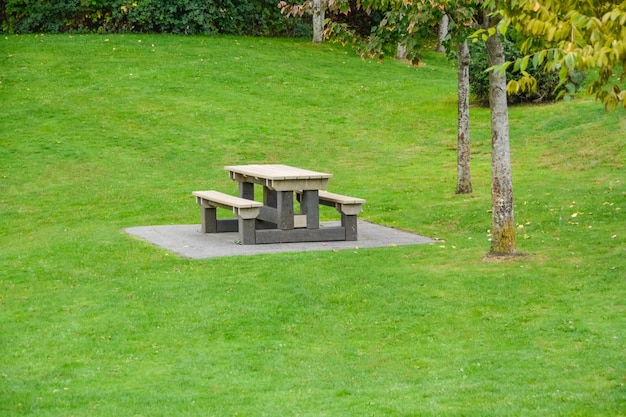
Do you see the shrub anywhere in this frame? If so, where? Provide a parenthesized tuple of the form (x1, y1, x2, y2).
(5, 0, 90, 33)
(1, 0, 307, 36)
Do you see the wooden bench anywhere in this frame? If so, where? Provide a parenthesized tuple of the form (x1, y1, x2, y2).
(298, 190, 366, 241)
(193, 190, 263, 244)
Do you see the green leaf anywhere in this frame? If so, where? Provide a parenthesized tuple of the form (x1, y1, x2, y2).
(520, 55, 530, 72)
(531, 49, 547, 68)
(564, 52, 575, 69)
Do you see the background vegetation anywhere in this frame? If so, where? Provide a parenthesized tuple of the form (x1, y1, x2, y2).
(1, 34, 625, 416)
(0, 0, 309, 36)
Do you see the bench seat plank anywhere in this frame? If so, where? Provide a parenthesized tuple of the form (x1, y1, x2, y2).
(318, 190, 366, 205)
(193, 190, 263, 209)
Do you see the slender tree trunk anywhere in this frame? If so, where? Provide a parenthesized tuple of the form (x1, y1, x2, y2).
(397, 43, 407, 60)
(312, 0, 325, 43)
(437, 14, 449, 53)
(486, 32, 517, 255)
(456, 39, 472, 194)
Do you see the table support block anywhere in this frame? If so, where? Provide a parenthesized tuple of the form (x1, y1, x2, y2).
(217, 219, 238, 232)
(239, 218, 256, 244)
(258, 206, 278, 224)
(342, 214, 358, 241)
(200, 207, 217, 233)
(255, 227, 346, 244)
(277, 191, 294, 230)
(263, 187, 277, 208)
(240, 182, 254, 200)
(300, 190, 320, 229)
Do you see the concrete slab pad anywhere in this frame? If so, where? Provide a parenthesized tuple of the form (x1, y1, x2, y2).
(125, 221, 436, 259)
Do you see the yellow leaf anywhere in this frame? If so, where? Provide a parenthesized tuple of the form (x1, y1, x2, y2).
(507, 80, 520, 94)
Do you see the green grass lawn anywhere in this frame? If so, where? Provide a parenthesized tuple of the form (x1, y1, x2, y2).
(1, 34, 625, 416)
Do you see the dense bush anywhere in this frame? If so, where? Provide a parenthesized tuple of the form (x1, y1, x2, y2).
(469, 33, 584, 106)
(3, 0, 104, 33)
(1, 0, 310, 36)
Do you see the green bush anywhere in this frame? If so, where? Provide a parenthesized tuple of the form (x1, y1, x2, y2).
(3, 0, 104, 33)
(1, 0, 308, 36)
(111, 0, 222, 34)
(468, 33, 584, 106)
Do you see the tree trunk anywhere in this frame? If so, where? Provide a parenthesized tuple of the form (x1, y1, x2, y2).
(456, 39, 472, 194)
(486, 32, 517, 255)
(397, 43, 407, 60)
(312, 0, 325, 43)
(436, 14, 449, 53)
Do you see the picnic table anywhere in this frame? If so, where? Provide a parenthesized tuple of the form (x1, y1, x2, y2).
(193, 164, 365, 245)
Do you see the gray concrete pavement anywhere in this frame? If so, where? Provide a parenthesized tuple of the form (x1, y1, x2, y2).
(125, 221, 436, 259)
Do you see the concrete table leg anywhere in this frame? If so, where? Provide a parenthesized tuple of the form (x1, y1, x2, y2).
(276, 191, 294, 230)
(239, 182, 254, 200)
(300, 190, 320, 229)
(263, 187, 277, 208)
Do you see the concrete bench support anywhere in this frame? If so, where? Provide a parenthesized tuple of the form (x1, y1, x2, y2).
(317, 190, 365, 241)
(298, 190, 366, 241)
(193, 190, 263, 245)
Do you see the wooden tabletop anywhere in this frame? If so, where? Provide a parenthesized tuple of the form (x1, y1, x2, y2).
(224, 164, 333, 180)
(225, 164, 333, 191)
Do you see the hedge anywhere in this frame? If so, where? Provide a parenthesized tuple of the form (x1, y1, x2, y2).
(1, 0, 310, 37)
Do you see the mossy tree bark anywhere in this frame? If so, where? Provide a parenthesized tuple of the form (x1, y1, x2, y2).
(486, 31, 517, 255)
(456, 39, 472, 195)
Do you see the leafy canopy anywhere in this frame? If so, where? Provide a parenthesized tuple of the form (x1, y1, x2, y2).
(320, 0, 479, 63)
(486, 0, 626, 109)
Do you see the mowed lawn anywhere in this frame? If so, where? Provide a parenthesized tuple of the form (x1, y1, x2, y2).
(1, 34, 625, 416)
